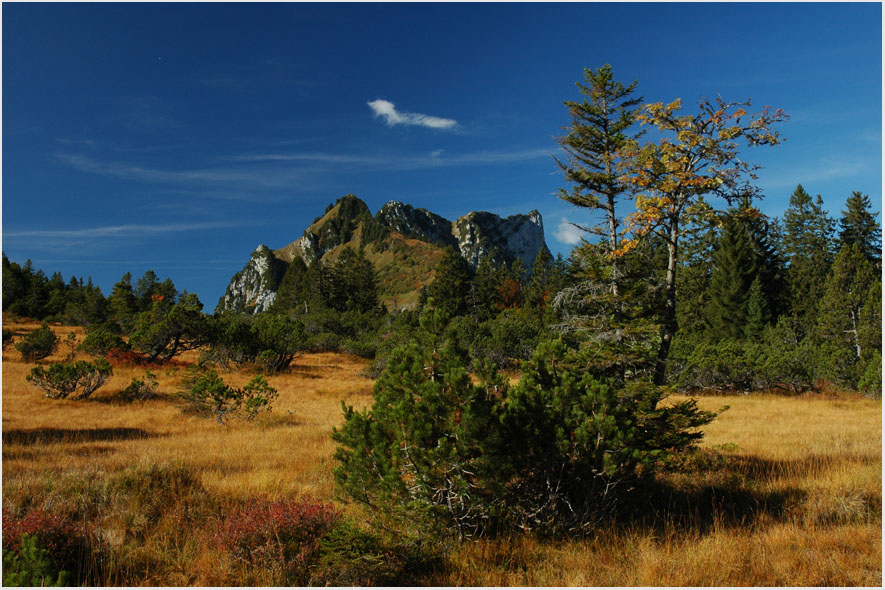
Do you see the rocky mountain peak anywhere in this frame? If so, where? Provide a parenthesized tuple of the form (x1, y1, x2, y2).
(217, 194, 551, 314)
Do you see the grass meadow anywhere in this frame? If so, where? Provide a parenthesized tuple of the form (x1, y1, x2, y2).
(2, 320, 881, 585)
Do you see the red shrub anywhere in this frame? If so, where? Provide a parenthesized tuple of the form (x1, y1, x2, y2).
(213, 498, 339, 582)
(2, 506, 93, 572)
(104, 348, 188, 369)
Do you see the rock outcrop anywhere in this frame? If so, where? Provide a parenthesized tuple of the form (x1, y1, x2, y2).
(216, 245, 288, 314)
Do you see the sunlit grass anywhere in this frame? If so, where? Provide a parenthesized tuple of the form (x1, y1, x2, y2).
(2, 319, 881, 585)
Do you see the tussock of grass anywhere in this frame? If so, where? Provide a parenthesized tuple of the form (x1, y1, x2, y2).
(2, 320, 881, 585)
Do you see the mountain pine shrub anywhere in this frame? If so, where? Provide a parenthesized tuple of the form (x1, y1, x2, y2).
(78, 326, 128, 357)
(181, 368, 278, 425)
(15, 323, 58, 362)
(26, 359, 113, 399)
(333, 308, 717, 539)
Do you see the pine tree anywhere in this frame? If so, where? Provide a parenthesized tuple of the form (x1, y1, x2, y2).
(743, 276, 770, 340)
(675, 200, 718, 338)
(425, 247, 472, 318)
(469, 256, 502, 321)
(108, 272, 139, 332)
(333, 247, 380, 313)
(271, 257, 309, 314)
(705, 216, 758, 341)
(782, 185, 835, 332)
(838, 191, 881, 263)
(554, 64, 642, 301)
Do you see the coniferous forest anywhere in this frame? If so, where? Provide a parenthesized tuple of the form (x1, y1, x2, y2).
(2, 65, 881, 586)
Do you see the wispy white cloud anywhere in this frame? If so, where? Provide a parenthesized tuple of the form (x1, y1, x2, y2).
(3, 220, 246, 253)
(554, 218, 584, 245)
(367, 99, 457, 129)
(5, 221, 239, 240)
(230, 148, 549, 169)
(57, 154, 304, 189)
(760, 156, 872, 188)
(58, 148, 551, 195)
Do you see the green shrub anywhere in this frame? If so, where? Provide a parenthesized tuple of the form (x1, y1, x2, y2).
(122, 371, 159, 401)
(2, 534, 69, 587)
(674, 339, 766, 393)
(313, 521, 412, 586)
(181, 368, 278, 425)
(333, 339, 503, 539)
(26, 359, 113, 399)
(78, 328, 128, 357)
(499, 340, 717, 534)
(334, 333, 717, 538)
(15, 323, 58, 362)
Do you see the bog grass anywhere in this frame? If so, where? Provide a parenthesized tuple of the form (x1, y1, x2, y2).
(2, 319, 881, 586)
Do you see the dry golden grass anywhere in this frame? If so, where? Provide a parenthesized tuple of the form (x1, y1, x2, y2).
(2, 320, 375, 514)
(2, 319, 881, 586)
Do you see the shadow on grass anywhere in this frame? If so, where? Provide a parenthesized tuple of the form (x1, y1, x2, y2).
(612, 450, 826, 534)
(619, 478, 806, 535)
(3, 427, 161, 446)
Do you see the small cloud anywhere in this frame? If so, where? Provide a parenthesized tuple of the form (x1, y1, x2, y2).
(430, 149, 444, 160)
(555, 218, 584, 245)
(368, 99, 457, 129)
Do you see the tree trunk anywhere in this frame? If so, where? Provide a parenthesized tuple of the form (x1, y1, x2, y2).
(654, 221, 680, 386)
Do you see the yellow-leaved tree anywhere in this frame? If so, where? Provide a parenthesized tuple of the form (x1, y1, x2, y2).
(618, 96, 788, 384)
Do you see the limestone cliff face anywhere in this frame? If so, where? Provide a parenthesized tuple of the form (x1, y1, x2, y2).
(215, 245, 288, 314)
(452, 209, 547, 271)
(374, 201, 457, 249)
(217, 195, 550, 314)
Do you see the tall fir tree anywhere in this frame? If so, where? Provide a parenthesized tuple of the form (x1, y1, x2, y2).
(838, 191, 881, 264)
(554, 64, 642, 302)
(675, 200, 718, 338)
(469, 255, 503, 321)
(743, 276, 771, 340)
(425, 247, 473, 318)
(782, 184, 835, 332)
(705, 215, 759, 341)
(108, 272, 139, 332)
(270, 257, 309, 314)
(333, 247, 380, 313)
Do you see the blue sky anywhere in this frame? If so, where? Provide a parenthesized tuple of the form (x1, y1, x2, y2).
(3, 2, 881, 307)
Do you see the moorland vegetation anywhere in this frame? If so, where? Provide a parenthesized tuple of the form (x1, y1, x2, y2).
(2, 65, 881, 586)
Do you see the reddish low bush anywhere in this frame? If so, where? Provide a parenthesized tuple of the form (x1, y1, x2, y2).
(212, 498, 339, 584)
(2, 506, 93, 575)
(104, 348, 188, 369)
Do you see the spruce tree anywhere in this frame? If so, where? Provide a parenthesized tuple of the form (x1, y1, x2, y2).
(469, 256, 503, 321)
(838, 191, 881, 263)
(554, 64, 642, 301)
(425, 247, 472, 318)
(271, 257, 309, 314)
(782, 185, 835, 332)
(705, 216, 758, 341)
(333, 247, 380, 313)
(675, 201, 718, 338)
(743, 276, 771, 340)
(108, 272, 139, 332)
